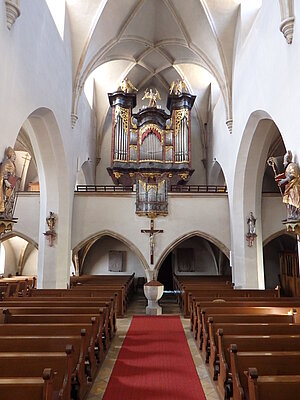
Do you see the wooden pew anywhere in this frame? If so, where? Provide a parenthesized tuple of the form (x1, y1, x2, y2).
(0, 368, 55, 400)
(200, 306, 295, 358)
(180, 285, 234, 317)
(2, 296, 117, 336)
(191, 298, 300, 337)
(187, 287, 280, 318)
(0, 320, 99, 379)
(2, 311, 106, 365)
(2, 305, 111, 350)
(217, 331, 300, 399)
(29, 288, 125, 317)
(206, 321, 300, 398)
(230, 345, 300, 400)
(71, 286, 126, 316)
(0, 277, 36, 298)
(70, 274, 135, 299)
(0, 333, 88, 400)
(0, 345, 73, 400)
(247, 368, 300, 400)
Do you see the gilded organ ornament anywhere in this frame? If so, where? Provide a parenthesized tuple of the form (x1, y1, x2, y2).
(174, 109, 189, 136)
(114, 106, 129, 134)
(120, 78, 138, 94)
(169, 79, 188, 96)
(142, 88, 161, 108)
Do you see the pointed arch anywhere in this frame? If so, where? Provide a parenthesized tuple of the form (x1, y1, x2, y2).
(154, 230, 229, 278)
(20, 107, 72, 288)
(73, 230, 150, 277)
(231, 110, 286, 288)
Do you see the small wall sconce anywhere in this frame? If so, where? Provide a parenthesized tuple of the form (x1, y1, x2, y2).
(43, 211, 56, 247)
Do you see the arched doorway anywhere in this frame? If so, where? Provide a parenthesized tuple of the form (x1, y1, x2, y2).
(81, 235, 146, 280)
(73, 231, 149, 281)
(263, 233, 298, 290)
(157, 235, 230, 291)
(231, 111, 287, 288)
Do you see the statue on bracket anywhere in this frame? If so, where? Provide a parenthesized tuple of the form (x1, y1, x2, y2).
(0, 147, 20, 219)
(142, 88, 161, 108)
(169, 79, 188, 96)
(43, 211, 57, 247)
(246, 212, 257, 247)
(120, 78, 138, 94)
(275, 150, 300, 222)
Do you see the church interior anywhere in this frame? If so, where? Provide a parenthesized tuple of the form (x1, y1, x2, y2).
(1, 0, 300, 399)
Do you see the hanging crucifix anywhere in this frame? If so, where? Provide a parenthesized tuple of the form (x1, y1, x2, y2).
(141, 219, 163, 264)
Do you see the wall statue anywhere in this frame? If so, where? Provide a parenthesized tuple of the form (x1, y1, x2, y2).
(0, 147, 20, 219)
(275, 150, 300, 221)
(246, 212, 257, 247)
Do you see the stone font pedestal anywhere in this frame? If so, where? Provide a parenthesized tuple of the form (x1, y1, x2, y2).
(143, 280, 164, 315)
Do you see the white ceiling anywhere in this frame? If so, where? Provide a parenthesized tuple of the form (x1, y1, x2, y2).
(66, 0, 250, 139)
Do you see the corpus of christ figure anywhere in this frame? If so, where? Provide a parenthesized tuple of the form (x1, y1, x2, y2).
(141, 219, 163, 264)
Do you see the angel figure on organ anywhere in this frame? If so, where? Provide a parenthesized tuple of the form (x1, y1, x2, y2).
(169, 79, 188, 95)
(120, 78, 138, 94)
(142, 88, 161, 108)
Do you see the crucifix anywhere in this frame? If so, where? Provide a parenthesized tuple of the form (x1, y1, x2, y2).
(141, 219, 163, 264)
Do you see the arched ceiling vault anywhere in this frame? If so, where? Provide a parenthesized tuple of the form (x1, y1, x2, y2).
(67, 0, 241, 130)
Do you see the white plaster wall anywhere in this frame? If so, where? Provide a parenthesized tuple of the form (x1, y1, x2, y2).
(206, 1, 300, 287)
(82, 236, 146, 277)
(210, 1, 300, 190)
(22, 248, 38, 276)
(14, 194, 40, 244)
(0, 1, 96, 287)
(72, 193, 230, 273)
(72, 192, 287, 275)
(174, 237, 219, 275)
(262, 194, 287, 242)
(96, 110, 113, 185)
(2, 241, 16, 277)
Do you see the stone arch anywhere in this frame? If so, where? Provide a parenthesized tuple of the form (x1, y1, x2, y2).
(0, 231, 39, 277)
(76, 160, 93, 186)
(20, 107, 71, 288)
(153, 231, 229, 279)
(73, 230, 150, 279)
(208, 159, 227, 186)
(1, 231, 38, 249)
(263, 229, 295, 247)
(231, 110, 286, 288)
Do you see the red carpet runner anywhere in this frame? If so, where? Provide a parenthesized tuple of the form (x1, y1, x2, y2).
(103, 316, 206, 400)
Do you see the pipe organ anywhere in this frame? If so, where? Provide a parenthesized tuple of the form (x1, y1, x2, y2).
(108, 88, 196, 217)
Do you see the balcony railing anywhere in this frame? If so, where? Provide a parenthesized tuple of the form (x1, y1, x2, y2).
(170, 185, 227, 193)
(75, 184, 227, 193)
(76, 185, 134, 192)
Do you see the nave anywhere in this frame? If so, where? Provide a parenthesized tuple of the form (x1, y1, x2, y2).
(87, 291, 219, 400)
